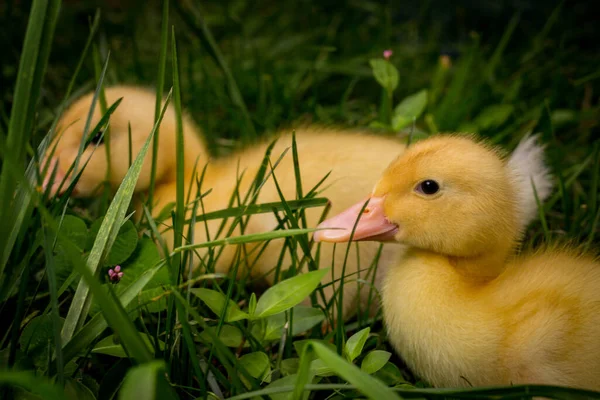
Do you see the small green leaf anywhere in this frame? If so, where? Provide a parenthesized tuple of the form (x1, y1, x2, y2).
(117, 238, 165, 288)
(471, 104, 514, 130)
(344, 327, 370, 362)
(52, 217, 88, 289)
(280, 358, 300, 376)
(88, 240, 165, 316)
(239, 352, 271, 381)
(293, 339, 335, 359)
(64, 379, 96, 400)
(53, 244, 79, 290)
(310, 358, 336, 377)
(249, 292, 257, 316)
(87, 218, 138, 265)
(250, 318, 266, 342)
(374, 361, 406, 385)
(198, 325, 244, 348)
(108, 220, 138, 265)
(310, 342, 401, 400)
(0, 370, 66, 400)
(92, 333, 164, 358)
(260, 374, 304, 400)
(190, 288, 248, 322)
(253, 269, 329, 319)
(62, 263, 166, 364)
(128, 286, 169, 313)
(392, 89, 428, 130)
(58, 215, 88, 250)
(121, 239, 162, 281)
(20, 315, 65, 368)
(368, 121, 392, 130)
(264, 306, 325, 340)
(361, 350, 391, 374)
(118, 360, 178, 400)
(369, 59, 399, 93)
(551, 109, 577, 127)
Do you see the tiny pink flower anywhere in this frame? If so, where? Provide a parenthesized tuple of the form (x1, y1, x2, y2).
(383, 49, 393, 60)
(108, 265, 124, 283)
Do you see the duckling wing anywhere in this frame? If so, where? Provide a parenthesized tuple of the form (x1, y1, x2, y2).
(492, 252, 600, 389)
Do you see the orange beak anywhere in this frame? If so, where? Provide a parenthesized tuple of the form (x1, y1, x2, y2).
(313, 196, 398, 243)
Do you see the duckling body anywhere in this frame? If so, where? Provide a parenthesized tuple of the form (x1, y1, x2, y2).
(315, 135, 600, 389)
(47, 87, 553, 321)
(46, 85, 404, 319)
(384, 248, 600, 388)
(156, 127, 404, 318)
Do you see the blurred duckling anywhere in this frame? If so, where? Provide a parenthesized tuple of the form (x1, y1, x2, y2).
(44, 86, 553, 321)
(314, 134, 600, 389)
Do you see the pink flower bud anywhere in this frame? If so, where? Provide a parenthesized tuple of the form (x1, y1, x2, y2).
(108, 266, 124, 283)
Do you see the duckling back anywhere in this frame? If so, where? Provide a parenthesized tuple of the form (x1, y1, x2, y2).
(382, 246, 600, 389)
(490, 249, 600, 389)
(187, 127, 408, 318)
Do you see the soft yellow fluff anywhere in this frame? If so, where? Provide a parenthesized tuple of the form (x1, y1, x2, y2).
(45, 85, 405, 319)
(46, 87, 554, 323)
(317, 134, 600, 389)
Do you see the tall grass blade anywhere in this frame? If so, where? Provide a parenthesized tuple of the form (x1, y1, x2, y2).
(0, 370, 67, 400)
(0, 0, 61, 281)
(72, 52, 111, 181)
(173, 228, 317, 253)
(484, 14, 519, 79)
(589, 142, 599, 218)
(148, 0, 170, 212)
(41, 225, 64, 384)
(176, 0, 256, 140)
(171, 26, 186, 284)
(0, 11, 101, 295)
(295, 341, 401, 400)
(63, 252, 153, 363)
(61, 90, 173, 343)
(162, 28, 186, 373)
(118, 360, 178, 400)
(531, 177, 550, 242)
(61, 263, 165, 364)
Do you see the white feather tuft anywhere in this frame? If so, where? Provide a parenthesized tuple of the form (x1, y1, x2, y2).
(507, 134, 554, 230)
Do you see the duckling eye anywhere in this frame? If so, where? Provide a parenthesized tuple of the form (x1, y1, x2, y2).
(90, 129, 105, 145)
(415, 179, 440, 195)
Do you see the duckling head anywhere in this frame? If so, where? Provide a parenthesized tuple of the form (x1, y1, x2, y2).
(42, 85, 206, 197)
(314, 135, 521, 262)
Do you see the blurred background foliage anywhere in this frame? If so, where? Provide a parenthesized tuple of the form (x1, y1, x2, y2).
(1, 0, 598, 148)
(0, 1, 599, 397)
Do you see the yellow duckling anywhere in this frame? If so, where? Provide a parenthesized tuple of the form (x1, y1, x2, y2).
(42, 86, 207, 198)
(314, 134, 600, 389)
(43, 85, 405, 319)
(44, 86, 553, 322)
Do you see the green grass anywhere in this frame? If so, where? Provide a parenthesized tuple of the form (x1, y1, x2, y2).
(0, 0, 599, 399)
